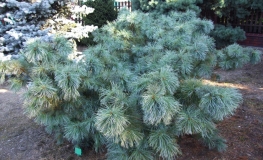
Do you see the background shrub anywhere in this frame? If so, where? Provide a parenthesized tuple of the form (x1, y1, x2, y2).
(210, 25, 246, 49)
(0, 0, 97, 56)
(79, 0, 117, 46)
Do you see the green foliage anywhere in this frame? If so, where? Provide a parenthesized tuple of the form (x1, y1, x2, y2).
(148, 128, 181, 159)
(1, 8, 261, 159)
(82, 0, 117, 28)
(80, 0, 117, 45)
(134, 0, 263, 18)
(197, 85, 242, 120)
(217, 43, 262, 70)
(205, 0, 263, 19)
(132, 0, 263, 47)
(211, 25, 246, 48)
(132, 0, 203, 13)
(198, 0, 263, 47)
(200, 130, 227, 152)
(0, 0, 96, 55)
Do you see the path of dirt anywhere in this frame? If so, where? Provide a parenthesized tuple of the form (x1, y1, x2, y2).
(0, 49, 263, 160)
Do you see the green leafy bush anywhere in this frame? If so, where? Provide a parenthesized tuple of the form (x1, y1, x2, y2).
(1, 9, 261, 160)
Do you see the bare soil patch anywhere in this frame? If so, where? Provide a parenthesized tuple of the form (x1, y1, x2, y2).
(1, 49, 263, 160)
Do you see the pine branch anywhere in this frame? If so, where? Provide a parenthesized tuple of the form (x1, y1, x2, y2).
(100, 83, 127, 108)
(177, 79, 203, 105)
(64, 120, 90, 143)
(55, 64, 83, 100)
(95, 107, 130, 138)
(141, 84, 181, 125)
(106, 143, 129, 160)
(176, 107, 216, 137)
(148, 129, 181, 159)
(199, 132, 227, 152)
(198, 85, 242, 121)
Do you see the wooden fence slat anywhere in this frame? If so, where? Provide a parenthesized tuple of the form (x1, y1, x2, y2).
(201, 8, 263, 34)
(253, 11, 258, 33)
(258, 12, 263, 33)
(245, 16, 249, 32)
(249, 13, 254, 33)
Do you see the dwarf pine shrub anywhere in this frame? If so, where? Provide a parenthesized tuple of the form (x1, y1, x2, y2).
(1, 7, 262, 160)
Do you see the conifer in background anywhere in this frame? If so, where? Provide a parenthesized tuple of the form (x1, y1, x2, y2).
(131, 0, 203, 13)
(198, 0, 263, 48)
(132, 0, 263, 48)
(0, 0, 97, 56)
(210, 25, 246, 48)
(80, 0, 117, 45)
(200, 0, 263, 20)
(82, 0, 117, 28)
(0, 1, 262, 160)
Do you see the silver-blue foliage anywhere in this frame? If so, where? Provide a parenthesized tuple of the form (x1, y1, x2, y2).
(0, 0, 97, 56)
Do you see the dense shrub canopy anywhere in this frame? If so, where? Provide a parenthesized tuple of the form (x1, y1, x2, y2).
(131, 0, 263, 47)
(0, 1, 262, 160)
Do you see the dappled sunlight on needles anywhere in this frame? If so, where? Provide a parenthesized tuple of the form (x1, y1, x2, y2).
(202, 79, 249, 90)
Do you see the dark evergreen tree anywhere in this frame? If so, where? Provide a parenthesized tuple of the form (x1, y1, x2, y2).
(201, 0, 263, 20)
(132, 0, 203, 13)
(210, 25, 246, 48)
(82, 0, 117, 28)
(199, 0, 263, 47)
(80, 0, 117, 45)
